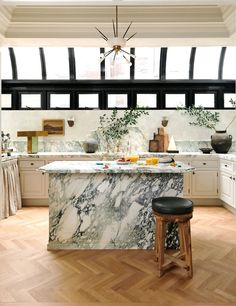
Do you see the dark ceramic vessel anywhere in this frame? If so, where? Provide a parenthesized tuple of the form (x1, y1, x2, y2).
(82, 139, 98, 153)
(211, 130, 232, 153)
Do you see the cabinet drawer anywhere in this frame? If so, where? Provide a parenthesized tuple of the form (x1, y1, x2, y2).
(19, 160, 45, 169)
(220, 160, 233, 173)
(192, 160, 218, 169)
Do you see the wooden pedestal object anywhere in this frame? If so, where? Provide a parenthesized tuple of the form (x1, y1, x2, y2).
(17, 131, 48, 153)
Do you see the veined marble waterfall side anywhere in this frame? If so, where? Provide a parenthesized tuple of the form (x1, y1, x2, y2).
(47, 172, 183, 250)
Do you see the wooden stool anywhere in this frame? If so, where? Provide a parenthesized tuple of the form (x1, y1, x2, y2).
(152, 196, 193, 277)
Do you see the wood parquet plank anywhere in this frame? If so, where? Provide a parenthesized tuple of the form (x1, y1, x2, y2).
(0, 206, 236, 306)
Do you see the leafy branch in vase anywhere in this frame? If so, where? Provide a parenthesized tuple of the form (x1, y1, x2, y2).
(177, 99, 236, 131)
(98, 108, 149, 151)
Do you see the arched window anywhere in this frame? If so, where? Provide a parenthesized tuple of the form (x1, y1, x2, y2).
(74, 48, 100, 79)
(135, 48, 160, 79)
(44, 47, 69, 79)
(193, 47, 221, 79)
(223, 47, 236, 79)
(1, 47, 12, 79)
(166, 47, 191, 79)
(14, 47, 42, 79)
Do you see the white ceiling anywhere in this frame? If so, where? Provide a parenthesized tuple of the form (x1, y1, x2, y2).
(0, 1, 235, 46)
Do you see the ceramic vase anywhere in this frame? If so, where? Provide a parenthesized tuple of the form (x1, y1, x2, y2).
(211, 130, 232, 153)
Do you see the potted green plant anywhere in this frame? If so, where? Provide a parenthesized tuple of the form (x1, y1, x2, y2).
(177, 99, 236, 153)
(98, 108, 149, 153)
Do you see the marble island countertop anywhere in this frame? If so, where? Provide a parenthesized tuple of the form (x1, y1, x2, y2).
(2, 151, 236, 162)
(39, 160, 195, 174)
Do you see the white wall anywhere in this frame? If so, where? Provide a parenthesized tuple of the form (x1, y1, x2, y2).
(2, 109, 236, 142)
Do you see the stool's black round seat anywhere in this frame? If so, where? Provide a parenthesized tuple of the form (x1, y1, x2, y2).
(152, 197, 193, 215)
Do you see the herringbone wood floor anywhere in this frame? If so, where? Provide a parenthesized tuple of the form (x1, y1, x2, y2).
(0, 207, 236, 306)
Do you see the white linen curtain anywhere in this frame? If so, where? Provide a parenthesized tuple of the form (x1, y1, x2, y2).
(0, 158, 22, 220)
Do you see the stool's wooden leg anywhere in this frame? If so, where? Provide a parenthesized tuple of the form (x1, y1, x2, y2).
(178, 222, 186, 259)
(182, 220, 193, 278)
(157, 219, 166, 277)
(154, 217, 158, 261)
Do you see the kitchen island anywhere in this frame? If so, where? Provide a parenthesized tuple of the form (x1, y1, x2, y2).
(40, 161, 194, 250)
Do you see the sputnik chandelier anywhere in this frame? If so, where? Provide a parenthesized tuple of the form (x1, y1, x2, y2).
(95, 6, 137, 66)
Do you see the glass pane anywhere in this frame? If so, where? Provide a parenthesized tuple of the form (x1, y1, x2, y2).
(137, 94, 156, 108)
(14, 47, 42, 79)
(21, 94, 41, 108)
(165, 94, 185, 108)
(105, 48, 130, 79)
(195, 93, 215, 107)
(1, 47, 12, 79)
(75, 48, 100, 79)
(193, 47, 221, 79)
(107, 94, 128, 108)
(166, 47, 191, 79)
(135, 48, 160, 79)
(44, 47, 69, 79)
(50, 94, 70, 108)
(223, 47, 236, 79)
(224, 93, 236, 108)
(1, 94, 12, 108)
(78, 94, 99, 108)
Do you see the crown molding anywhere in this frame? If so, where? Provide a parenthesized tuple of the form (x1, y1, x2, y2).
(0, 4, 236, 44)
(0, 5, 13, 35)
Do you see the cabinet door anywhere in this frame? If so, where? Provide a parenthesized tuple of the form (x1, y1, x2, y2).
(183, 173, 191, 197)
(191, 170, 218, 197)
(220, 172, 234, 206)
(20, 170, 47, 199)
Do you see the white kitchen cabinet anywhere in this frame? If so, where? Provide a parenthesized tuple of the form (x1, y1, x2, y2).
(190, 159, 218, 198)
(18, 159, 47, 199)
(174, 157, 218, 198)
(191, 170, 218, 197)
(219, 159, 235, 208)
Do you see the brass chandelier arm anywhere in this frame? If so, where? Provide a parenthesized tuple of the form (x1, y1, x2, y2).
(123, 21, 133, 39)
(122, 54, 132, 65)
(121, 49, 136, 59)
(116, 6, 118, 38)
(126, 32, 137, 42)
(112, 20, 116, 37)
(113, 51, 118, 63)
(100, 49, 114, 62)
(95, 27, 108, 41)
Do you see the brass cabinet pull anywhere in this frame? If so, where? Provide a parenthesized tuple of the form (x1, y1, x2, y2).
(30, 162, 34, 166)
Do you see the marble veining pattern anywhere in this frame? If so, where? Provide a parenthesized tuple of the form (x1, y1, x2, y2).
(47, 171, 183, 250)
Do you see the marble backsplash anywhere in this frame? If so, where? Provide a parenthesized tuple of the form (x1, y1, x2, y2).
(9, 127, 236, 153)
(10, 139, 236, 154)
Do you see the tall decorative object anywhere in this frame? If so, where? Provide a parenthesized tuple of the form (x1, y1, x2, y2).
(149, 128, 169, 152)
